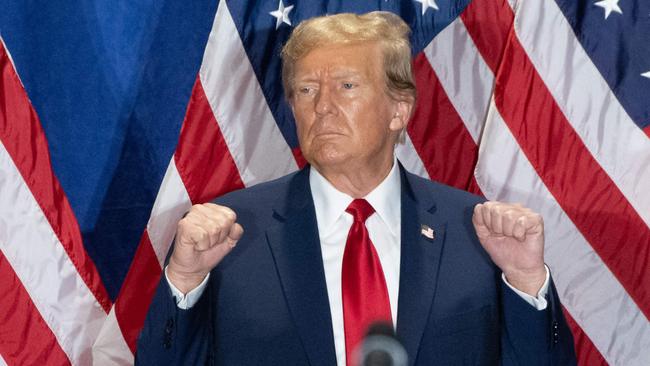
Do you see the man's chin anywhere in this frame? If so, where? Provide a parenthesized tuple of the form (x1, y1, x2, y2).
(308, 153, 350, 172)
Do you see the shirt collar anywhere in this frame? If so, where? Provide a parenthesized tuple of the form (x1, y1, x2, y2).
(309, 157, 401, 237)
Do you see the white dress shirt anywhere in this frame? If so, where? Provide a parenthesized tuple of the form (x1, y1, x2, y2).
(167, 159, 550, 366)
(310, 160, 402, 366)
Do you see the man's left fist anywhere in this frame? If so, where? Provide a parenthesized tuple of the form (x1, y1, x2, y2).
(472, 201, 546, 296)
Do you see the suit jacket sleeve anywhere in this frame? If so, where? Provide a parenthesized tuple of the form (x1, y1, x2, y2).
(135, 275, 213, 365)
(499, 276, 577, 366)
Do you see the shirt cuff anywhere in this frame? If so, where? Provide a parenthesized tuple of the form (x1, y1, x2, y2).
(164, 266, 210, 310)
(501, 265, 550, 310)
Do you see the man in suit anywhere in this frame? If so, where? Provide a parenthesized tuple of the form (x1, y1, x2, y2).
(136, 11, 576, 365)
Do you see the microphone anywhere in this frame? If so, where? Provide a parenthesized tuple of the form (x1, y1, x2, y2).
(356, 322, 408, 366)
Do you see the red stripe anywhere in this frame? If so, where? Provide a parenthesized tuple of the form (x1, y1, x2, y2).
(409, 53, 482, 195)
(0, 252, 71, 365)
(174, 77, 245, 203)
(563, 308, 608, 366)
(644, 125, 650, 138)
(0, 44, 111, 313)
(459, 0, 513, 74)
(115, 231, 162, 353)
(492, 23, 650, 319)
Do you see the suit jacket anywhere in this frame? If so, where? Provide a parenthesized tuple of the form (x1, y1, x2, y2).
(136, 165, 576, 365)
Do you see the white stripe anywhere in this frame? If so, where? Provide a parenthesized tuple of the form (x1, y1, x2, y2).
(0, 141, 106, 366)
(0, 353, 6, 366)
(395, 134, 430, 180)
(92, 307, 134, 366)
(422, 16, 495, 144)
(512, 0, 650, 228)
(476, 105, 650, 366)
(200, 1, 298, 187)
(147, 158, 193, 267)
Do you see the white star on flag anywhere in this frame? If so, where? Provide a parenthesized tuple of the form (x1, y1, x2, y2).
(270, 0, 294, 30)
(415, 0, 439, 16)
(594, 0, 623, 19)
(642, 71, 650, 79)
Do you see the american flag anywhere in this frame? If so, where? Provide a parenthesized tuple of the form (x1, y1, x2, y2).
(0, 0, 648, 365)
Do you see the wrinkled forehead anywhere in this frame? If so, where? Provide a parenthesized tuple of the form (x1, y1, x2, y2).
(293, 42, 385, 79)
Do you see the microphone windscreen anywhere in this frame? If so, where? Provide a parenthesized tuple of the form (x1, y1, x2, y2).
(358, 321, 407, 366)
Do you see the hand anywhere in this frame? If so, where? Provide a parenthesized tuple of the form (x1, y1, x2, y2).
(167, 203, 244, 294)
(472, 201, 546, 296)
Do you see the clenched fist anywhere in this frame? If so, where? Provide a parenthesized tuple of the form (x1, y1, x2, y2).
(472, 201, 546, 296)
(167, 203, 244, 294)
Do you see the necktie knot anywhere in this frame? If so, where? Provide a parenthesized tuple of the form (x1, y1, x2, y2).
(346, 199, 375, 223)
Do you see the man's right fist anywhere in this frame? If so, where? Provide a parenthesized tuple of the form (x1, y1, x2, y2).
(167, 203, 244, 294)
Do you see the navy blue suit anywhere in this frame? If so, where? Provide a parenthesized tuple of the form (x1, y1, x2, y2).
(136, 165, 576, 365)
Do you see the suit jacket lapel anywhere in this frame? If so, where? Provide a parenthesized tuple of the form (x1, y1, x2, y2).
(265, 167, 337, 366)
(396, 167, 447, 366)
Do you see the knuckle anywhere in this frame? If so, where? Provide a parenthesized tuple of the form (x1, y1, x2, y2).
(504, 209, 518, 220)
(177, 217, 189, 229)
(223, 208, 237, 222)
(196, 228, 209, 241)
(205, 222, 221, 239)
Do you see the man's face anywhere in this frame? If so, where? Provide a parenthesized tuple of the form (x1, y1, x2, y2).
(290, 42, 411, 173)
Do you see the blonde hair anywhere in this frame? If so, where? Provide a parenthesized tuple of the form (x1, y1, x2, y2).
(281, 11, 416, 101)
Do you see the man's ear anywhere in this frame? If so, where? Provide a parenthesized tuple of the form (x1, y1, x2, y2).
(388, 98, 414, 132)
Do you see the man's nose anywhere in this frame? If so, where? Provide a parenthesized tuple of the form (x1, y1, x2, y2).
(315, 85, 334, 115)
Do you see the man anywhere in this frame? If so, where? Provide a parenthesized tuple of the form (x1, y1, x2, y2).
(136, 11, 576, 365)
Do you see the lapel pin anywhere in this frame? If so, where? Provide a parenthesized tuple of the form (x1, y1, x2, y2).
(420, 224, 435, 240)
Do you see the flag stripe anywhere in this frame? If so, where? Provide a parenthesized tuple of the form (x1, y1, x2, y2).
(0, 252, 71, 366)
(147, 159, 194, 267)
(395, 134, 430, 180)
(114, 232, 162, 353)
(563, 310, 607, 366)
(199, 1, 297, 188)
(0, 42, 111, 313)
(92, 307, 133, 366)
(513, 0, 650, 228)
(424, 14, 493, 144)
(495, 32, 650, 321)
(174, 78, 245, 204)
(476, 106, 650, 365)
(408, 53, 480, 193)
(459, 0, 513, 73)
(0, 140, 105, 365)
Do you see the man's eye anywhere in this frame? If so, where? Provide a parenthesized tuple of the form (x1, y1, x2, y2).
(342, 83, 354, 89)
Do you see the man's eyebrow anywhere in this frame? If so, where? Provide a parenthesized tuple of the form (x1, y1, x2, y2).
(330, 71, 363, 79)
(294, 71, 363, 82)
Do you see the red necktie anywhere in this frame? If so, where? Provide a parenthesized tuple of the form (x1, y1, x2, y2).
(342, 199, 392, 366)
